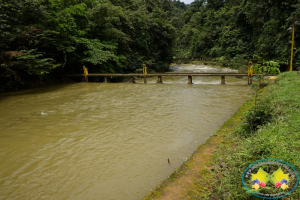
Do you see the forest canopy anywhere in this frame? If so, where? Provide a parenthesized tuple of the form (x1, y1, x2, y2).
(178, 0, 300, 66)
(0, 0, 299, 91)
(0, 0, 178, 91)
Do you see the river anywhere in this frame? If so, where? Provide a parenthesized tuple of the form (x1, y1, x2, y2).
(0, 64, 251, 199)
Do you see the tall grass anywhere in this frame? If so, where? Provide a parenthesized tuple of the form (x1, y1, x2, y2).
(208, 72, 300, 199)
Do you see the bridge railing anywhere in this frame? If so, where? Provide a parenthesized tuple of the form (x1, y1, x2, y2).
(71, 64, 276, 85)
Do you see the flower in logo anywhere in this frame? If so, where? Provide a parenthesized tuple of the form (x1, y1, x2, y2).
(251, 168, 270, 190)
(275, 181, 282, 188)
(259, 181, 266, 188)
(271, 168, 289, 190)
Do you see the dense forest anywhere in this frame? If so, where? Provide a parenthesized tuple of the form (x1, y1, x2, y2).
(0, 0, 299, 91)
(177, 0, 300, 69)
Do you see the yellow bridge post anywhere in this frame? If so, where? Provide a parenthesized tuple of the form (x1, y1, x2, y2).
(248, 62, 253, 85)
(83, 66, 89, 82)
(143, 64, 147, 84)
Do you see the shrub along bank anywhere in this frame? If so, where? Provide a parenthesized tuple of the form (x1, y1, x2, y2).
(209, 71, 300, 199)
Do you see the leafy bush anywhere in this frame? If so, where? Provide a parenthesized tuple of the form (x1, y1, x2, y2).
(251, 61, 280, 87)
(236, 104, 271, 135)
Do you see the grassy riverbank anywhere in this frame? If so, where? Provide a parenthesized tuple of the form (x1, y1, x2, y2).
(143, 71, 300, 199)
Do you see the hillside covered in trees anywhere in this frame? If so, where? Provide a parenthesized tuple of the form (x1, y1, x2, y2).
(177, 0, 300, 68)
(1, 0, 299, 91)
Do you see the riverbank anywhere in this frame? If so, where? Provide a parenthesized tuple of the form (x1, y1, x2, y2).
(143, 71, 300, 199)
(142, 89, 255, 200)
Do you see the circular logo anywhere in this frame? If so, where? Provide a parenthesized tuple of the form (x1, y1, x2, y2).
(242, 159, 299, 199)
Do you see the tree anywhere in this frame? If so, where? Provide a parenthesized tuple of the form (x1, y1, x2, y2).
(190, 0, 206, 12)
(1, 0, 178, 91)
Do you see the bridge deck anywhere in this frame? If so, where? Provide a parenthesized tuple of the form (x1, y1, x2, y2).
(67, 73, 271, 85)
(68, 73, 256, 77)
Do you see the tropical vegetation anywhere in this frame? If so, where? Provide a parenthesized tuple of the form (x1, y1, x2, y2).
(1, 0, 299, 91)
(0, 0, 178, 91)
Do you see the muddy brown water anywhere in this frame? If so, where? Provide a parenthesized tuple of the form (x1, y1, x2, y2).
(0, 65, 252, 199)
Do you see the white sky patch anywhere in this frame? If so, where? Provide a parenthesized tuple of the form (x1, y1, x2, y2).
(180, 0, 194, 4)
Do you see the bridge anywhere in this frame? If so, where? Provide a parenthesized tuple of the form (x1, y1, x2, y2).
(68, 72, 256, 85)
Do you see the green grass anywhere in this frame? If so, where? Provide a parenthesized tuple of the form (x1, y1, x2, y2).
(206, 72, 300, 199)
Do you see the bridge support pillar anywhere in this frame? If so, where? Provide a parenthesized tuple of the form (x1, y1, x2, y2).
(221, 76, 225, 85)
(130, 76, 136, 83)
(157, 76, 163, 84)
(104, 76, 108, 83)
(248, 76, 253, 85)
(144, 76, 147, 84)
(188, 76, 193, 84)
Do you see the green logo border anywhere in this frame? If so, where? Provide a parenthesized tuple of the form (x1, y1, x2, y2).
(242, 159, 299, 199)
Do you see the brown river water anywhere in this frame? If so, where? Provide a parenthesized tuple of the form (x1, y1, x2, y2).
(0, 65, 252, 200)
